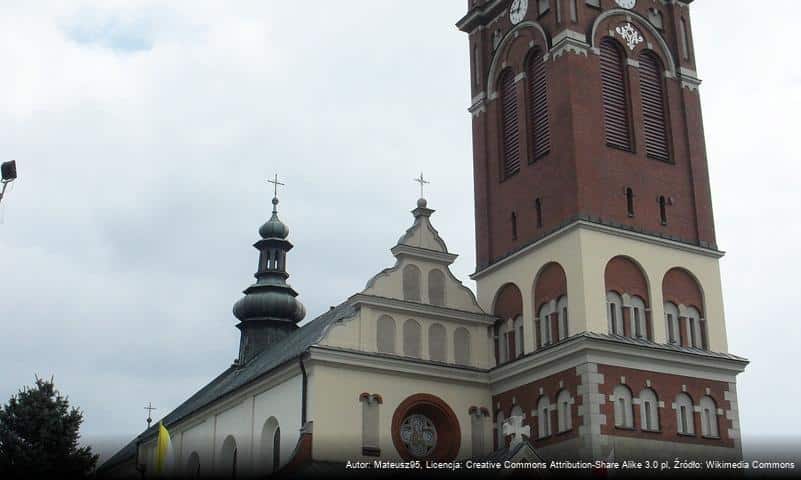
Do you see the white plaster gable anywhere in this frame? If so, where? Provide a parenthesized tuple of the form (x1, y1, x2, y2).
(362, 203, 484, 313)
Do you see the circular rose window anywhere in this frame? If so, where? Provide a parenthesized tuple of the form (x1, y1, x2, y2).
(391, 394, 460, 461)
(400, 414, 438, 458)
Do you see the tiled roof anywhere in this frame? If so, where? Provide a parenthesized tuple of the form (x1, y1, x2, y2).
(99, 302, 357, 471)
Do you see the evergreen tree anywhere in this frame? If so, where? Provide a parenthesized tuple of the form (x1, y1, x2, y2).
(0, 376, 98, 477)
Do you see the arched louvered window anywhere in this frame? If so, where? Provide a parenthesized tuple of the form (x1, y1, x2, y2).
(639, 51, 670, 161)
(600, 38, 632, 151)
(526, 49, 550, 160)
(499, 68, 521, 178)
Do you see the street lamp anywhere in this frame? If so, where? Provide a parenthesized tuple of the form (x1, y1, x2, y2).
(0, 160, 17, 206)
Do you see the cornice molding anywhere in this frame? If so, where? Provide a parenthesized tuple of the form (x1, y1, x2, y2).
(472, 219, 724, 280)
(348, 293, 496, 325)
(307, 345, 489, 385)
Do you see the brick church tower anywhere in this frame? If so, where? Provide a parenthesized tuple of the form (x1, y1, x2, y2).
(458, 0, 748, 460)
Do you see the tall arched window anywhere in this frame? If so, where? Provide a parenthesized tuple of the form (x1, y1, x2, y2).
(606, 292, 624, 336)
(687, 307, 702, 348)
(537, 303, 553, 348)
(377, 315, 396, 354)
(526, 48, 550, 160)
(626, 187, 635, 217)
(402, 264, 421, 301)
(556, 390, 572, 433)
(220, 435, 237, 478)
(639, 51, 670, 161)
(454, 327, 471, 365)
(557, 296, 569, 341)
(700, 396, 719, 438)
(186, 452, 200, 478)
(537, 396, 551, 438)
(403, 319, 421, 358)
(428, 269, 446, 306)
(664, 302, 680, 345)
(613, 385, 634, 428)
(600, 38, 632, 151)
(496, 410, 506, 449)
(428, 323, 446, 362)
(630, 296, 647, 339)
(499, 68, 521, 178)
(261, 417, 280, 473)
(675, 393, 695, 435)
(513, 315, 524, 358)
(639, 388, 659, 431)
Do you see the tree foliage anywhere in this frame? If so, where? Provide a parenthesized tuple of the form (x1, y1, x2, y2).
(0, 376, 98, 477)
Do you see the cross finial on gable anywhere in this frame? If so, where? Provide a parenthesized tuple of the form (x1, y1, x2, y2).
(413, 172, 430, 199)
(502, 415, 530, 446)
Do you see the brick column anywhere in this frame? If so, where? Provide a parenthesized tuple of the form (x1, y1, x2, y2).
(621, 306, 631, 337)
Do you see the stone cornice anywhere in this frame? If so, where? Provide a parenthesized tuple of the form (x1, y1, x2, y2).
(306, 345, 489, 385)
(490, 334, 748, 394)
(348, 293, 496, 325)
(472, 219, 724, 280)
(389, 244, 458, 265)
(456, 0, 505, 33)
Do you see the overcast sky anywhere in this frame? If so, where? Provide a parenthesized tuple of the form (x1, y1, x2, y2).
(1, 0, 799, 462)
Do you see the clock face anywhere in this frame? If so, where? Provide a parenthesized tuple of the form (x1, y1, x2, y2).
(509, 0, 528, 25)
(615, 0, 636, 8)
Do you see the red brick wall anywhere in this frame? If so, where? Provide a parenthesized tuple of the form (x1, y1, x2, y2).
(662, 267, 704, 313)
(493, 367, 581, 450)
(604, 256, 649, 304)
(597, 364, 733, 448)
(494, 282, 523, 319)
(534, 262, 568, 311)
(463, 1, 718, 269)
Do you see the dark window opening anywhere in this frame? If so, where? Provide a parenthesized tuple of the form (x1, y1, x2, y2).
(511, 211, 518, 240)
(535, 198, 543, 228)
(625, 188, 634, 217)
(659, 196, 667, 225)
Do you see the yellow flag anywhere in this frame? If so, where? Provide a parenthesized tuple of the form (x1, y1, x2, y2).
(155, 422, 173, 474)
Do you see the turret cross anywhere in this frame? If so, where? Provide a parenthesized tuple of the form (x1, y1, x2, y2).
(144, 402, 156, 428)
(413, 172, 430, 198)
(267, 173, 285, 197)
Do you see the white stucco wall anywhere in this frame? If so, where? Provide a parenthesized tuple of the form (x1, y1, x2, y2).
(140, 370, 303, 477)
(474, 224, 729, 353)
(307, 361, 493, 462)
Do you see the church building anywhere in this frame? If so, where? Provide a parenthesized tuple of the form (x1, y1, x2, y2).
(102, 0, 747, 476)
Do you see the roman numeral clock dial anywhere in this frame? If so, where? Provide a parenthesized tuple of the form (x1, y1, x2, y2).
(509, 0, 528, 25)
(615, 0, 636, 8)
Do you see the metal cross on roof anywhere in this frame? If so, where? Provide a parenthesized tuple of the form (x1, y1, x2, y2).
(267, 173, 285, 197)
(413, 172, 430, 199)
(144, 402, 156, 427)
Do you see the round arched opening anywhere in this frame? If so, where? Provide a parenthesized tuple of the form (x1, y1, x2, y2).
(391, 394, 460, 461)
